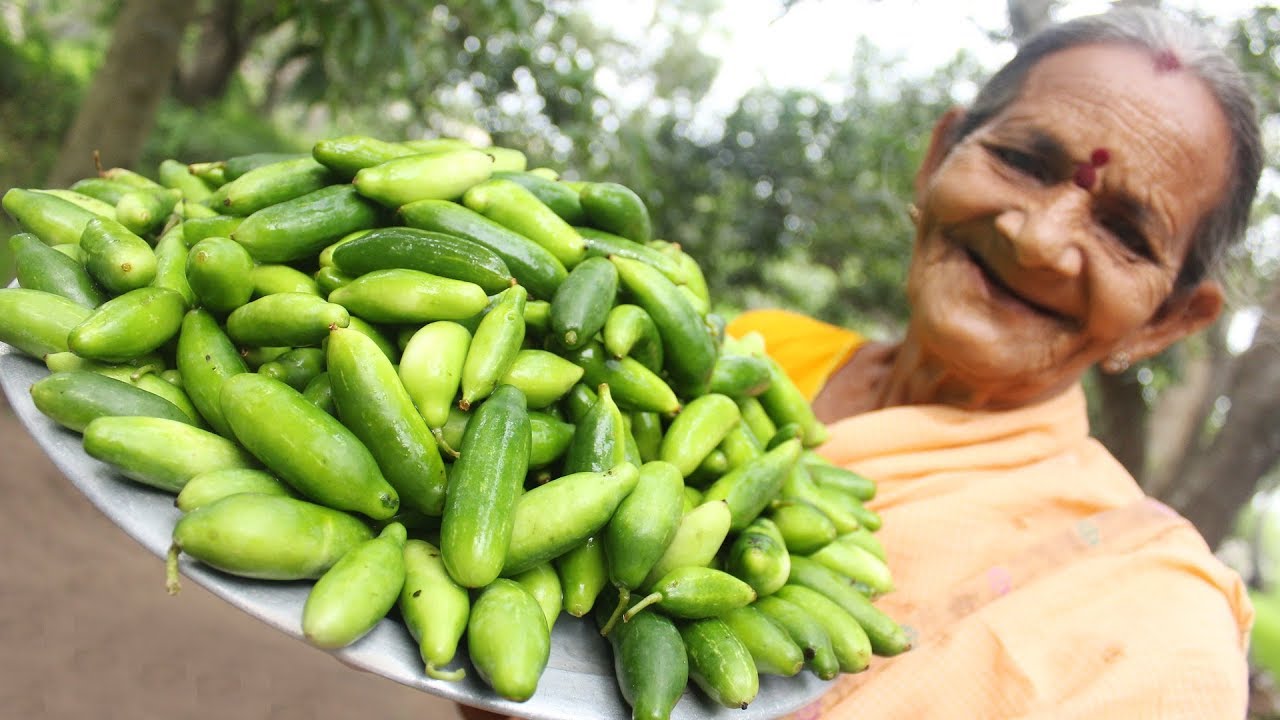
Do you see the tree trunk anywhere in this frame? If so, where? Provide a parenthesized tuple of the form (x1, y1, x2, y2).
(1143, 350, 1213, 495)
(1093, 368, 1149, 479)
(174, 0, 246, 106)
(1145, 323, 1231, 498)
(47, 0, 197, 187)
(1167, 282, 1280, 548)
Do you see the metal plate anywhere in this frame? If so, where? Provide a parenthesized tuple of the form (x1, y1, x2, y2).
(0, 338, 833, 719)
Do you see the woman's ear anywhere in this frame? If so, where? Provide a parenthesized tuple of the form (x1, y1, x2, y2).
(915, 107, 967, 198)
(1120, 280, 1225, 364)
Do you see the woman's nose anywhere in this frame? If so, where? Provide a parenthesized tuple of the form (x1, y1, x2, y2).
(994, 194, 1086, 276)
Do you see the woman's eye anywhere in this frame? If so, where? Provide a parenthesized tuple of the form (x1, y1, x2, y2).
(992, 146, 1051, 182)
(1099, 215, 1153, 260)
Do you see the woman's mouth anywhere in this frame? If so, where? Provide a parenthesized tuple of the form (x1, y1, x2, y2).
(963, 247, 1070, 322)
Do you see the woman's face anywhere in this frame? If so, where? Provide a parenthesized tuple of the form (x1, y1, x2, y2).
(907, 43, 1231, 406)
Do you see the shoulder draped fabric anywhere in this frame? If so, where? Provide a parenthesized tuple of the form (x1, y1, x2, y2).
(725, 308, 866, 401)
(728, 309, 1253, 720)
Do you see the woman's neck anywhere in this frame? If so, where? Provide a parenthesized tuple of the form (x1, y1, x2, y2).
(810, 332, 1070, 421)
(810, 340, 900, 422)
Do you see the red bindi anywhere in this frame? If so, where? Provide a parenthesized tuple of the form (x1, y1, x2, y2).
(1154, 50, 1181, 72)
(1073, 163, 1097, 190)
(1090, 148, 1110, 167)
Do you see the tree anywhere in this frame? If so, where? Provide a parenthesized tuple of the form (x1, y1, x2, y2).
(48, 1, 606, 180)
(173, 0, 277, 107)
(1167, 285, 1280, 546)
(47, 0, 197, 186)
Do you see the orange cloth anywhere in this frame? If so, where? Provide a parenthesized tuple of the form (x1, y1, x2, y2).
(731, 309, 1253, 720)
(725, 309, 865, 401)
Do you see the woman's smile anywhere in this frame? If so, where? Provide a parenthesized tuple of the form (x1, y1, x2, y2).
(959, 243, 1074, 324)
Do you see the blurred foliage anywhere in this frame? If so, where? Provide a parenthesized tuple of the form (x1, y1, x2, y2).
(142, 86, 304, 167)
(659, 48, 984, 332)
(0, 25, 83, 206)
(0, 18, 85, 281)
(0, 0, 1274, 342)
(1234, 5, 1280, 116)
(1228, 5, 1280, 302)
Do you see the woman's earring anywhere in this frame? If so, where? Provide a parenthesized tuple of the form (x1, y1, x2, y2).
(907, 203, 921, 225)
(1103, 351, 1131, 374)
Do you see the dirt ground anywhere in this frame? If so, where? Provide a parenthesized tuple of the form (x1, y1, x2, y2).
(0, 392, 463, 720)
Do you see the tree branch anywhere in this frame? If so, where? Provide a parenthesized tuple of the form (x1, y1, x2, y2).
(1168, 282, 1280, 547)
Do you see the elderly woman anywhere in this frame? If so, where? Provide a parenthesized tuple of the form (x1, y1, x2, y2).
(725, 6, 1262, 719)
(462, 6, 1262, 720)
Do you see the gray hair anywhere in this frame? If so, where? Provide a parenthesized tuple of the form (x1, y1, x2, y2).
(952, 7, 1262, 294)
